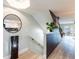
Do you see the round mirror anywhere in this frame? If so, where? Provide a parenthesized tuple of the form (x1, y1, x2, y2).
(3, 14, 22, 33)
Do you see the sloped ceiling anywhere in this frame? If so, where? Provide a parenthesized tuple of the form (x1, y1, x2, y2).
(4, 0, 74, 17)
(3, 0, 74, 32)
(29, 0, 74, 17)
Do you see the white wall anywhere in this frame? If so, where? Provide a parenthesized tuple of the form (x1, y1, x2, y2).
(22, 9, 52, 32)
(32, 12, 52, 32)
(3, 7, 44, 57)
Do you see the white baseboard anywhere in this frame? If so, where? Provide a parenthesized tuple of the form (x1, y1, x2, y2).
(3, 48, 29, 59)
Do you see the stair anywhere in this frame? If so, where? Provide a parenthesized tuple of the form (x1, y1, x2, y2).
(18, 49, 42, 59)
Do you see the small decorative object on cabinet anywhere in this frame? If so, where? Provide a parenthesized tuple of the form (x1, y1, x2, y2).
(46, 22, 58, 32)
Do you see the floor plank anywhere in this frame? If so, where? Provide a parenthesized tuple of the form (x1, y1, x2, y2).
(18, 49, 42, 59)
(48, 37, 75, 59)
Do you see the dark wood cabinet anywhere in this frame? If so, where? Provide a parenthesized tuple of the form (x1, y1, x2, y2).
(10, 36, 19, 59)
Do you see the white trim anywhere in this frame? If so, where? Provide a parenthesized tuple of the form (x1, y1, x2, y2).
(3, 48, 29, 59)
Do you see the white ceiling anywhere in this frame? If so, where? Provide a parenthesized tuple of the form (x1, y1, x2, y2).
(30, 0, 74, 11)
(29, 0, 74, 17)
(4, 0, 74, 17)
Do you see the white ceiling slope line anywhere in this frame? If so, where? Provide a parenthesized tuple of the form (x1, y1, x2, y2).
(31, 13, 52, 32)
(21, 9, 52, 32)
(4, 0, 74, 17)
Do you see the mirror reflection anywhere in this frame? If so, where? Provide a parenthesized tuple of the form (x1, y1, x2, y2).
(3, 14, 22, 33)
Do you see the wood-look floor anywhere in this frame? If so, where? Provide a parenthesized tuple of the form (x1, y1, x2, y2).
(48, 37, 75, 59)
(18, 37, 75, 59)
(18, 49, 43, 59)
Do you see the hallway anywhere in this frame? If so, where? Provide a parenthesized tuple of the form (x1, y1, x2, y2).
(48, 36, 75, 59)
(18, 36, 75, 59)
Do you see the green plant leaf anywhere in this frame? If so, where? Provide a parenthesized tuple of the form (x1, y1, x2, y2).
(46, 22, 58, 32)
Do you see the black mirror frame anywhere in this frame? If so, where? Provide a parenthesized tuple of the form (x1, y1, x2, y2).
(3, 14, 22, 33)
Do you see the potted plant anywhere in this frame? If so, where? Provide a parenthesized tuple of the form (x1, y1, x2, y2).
(46, 22, 58, 32)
